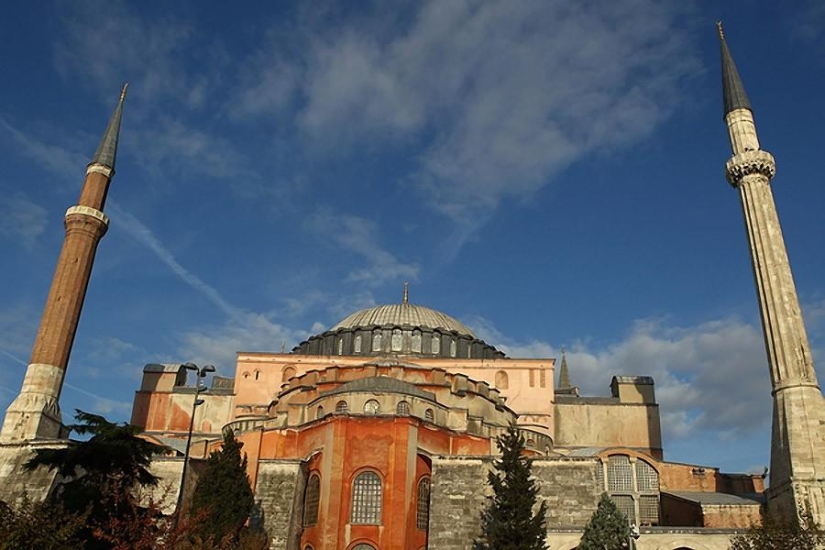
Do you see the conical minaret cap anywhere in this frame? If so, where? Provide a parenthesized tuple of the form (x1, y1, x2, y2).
(89, 83, 128, 172)
(717, 23, 752, 118)
(558, 348, 572, 390)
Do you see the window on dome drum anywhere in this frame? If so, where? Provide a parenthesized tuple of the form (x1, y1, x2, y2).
(336, 400, 349, 413)
(424, 408, 434, 422)
(338, 339, 343, 355)
(416, 477, 431, 530)
(449, 339, 457, 357)
(391, 329, 402, 351)
(316, 406, 324, 419)
(364, 400, 380, 415)
(354, 334, 362, 353)
(372, 332, 382, 352)
(412, 332, 422, 352)
(303, 474, 320, 526)
(600, 454, 660, 526)
(352, 545, 376, 550)
(495, 370, 509, 389)
(431, 335, 440, 354)
(396, 401, 410, 415)
(351, 472, 382, 524)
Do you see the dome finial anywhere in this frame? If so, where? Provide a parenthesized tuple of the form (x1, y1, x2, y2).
(402, 281, 409, 304)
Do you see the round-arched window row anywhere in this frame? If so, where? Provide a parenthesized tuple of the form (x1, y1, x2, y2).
(351, 471, 382, 525)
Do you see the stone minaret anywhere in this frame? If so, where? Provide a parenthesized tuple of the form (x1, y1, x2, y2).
(1, 85, 127, 441)
(718, 25, 825, 524)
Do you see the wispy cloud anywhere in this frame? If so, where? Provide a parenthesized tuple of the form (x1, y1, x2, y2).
(0, 193, 48, 249)
(468, 314, 771, 441)
(307, 208, 419, 286)
(0, 118, 85, 177)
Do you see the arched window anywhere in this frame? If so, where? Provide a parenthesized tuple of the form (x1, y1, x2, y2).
(604, 454, 660, 526)
(431, 335, 440, 354)
(424, 408, 434, 422)
(526, 438, 535, 448)
(449, 339, 457, 357)
(352, 545, 376, 550)
(316, 406, 324, 419)
(391, 329, 402, 351)
(282, 366, 295, 383)
(303, 474, 320, 526)
(338, 339, 344, 355)
(372, 331, 382, 352)
(336, 400, 349, 413)
(495, 370, 509, 389)
(411, 331, 422, 352)
(364, 399, 380, 415)
(351, 471, 382, 524)
(354, 334, 363, 353)
(396, 401, 410, 415)
(243, 371, 250, 380)
(416, 477, 431, 530)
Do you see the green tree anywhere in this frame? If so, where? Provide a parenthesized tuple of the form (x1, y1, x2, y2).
(25, 410, 168, 550)
(729, 508, 825, 550)
(0, 496, 88, 550)
(578, 493, 633, 550)
(190, 429, 255, 544)
(474, 424, 548, 550)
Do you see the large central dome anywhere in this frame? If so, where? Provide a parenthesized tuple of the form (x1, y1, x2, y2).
(331, 303, 475, 337)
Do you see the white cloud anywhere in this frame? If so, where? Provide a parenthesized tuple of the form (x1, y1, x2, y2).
(307, 209, 419, 286)
(468, 314, 772, 441)
(0, 193, 48, 249)
(0, 118, 85, 177)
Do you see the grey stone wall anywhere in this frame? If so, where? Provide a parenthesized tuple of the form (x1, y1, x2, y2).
(0, 441, 67, 504)
(427, 456, 600, 550)
(255, 459, 305, 550)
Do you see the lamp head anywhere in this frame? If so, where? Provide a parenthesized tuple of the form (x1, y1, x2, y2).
(182, 362, 198, 371)
(201, 365, 216, 375)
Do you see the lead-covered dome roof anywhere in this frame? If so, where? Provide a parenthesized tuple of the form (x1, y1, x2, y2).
(331, 303, 475, 337)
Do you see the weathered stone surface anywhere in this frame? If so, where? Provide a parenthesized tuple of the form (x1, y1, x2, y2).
(0, 442, 66, 504)
(255, 460, 304, 550)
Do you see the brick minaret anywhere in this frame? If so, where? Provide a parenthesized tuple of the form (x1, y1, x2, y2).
(718, 25, 825, 524)
(1, 85, 127, 441)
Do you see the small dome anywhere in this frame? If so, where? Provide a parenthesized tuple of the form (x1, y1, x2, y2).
(332, 303, 475, 337)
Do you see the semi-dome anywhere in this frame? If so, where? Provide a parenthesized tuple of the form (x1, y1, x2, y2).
(331, 303, 475, 337)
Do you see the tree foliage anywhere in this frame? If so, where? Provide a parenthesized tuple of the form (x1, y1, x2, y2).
(474, 424, 548, 550)
(729, 508, 825, 550)
(190, 429, 256, 544)
(0, 496, 88, 550)
(24, 410, 168, 550)
(578, 493, 633, 550)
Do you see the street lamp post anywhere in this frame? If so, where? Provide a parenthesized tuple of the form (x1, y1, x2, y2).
(172, 362, 215, 528)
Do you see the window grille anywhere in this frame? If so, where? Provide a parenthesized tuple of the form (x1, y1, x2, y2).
(424, 408, 434, 422)
(352, 545, 376, 550)
(364, 399, 380, 415)
(303, 474, 320, 526)
(595, 461, 605, 491)
(635, 460, 659, 492)
(612, 495, 635, 523)
(336, 400, 348, 413)
(607, 455, 633, 492)
(351, 472, 382, 524)
(397, 401, 410, 415)
(639, 494, 659, 525)
(416, 477, 431, 530)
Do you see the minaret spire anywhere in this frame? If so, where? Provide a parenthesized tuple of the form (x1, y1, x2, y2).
(1, 86, 127, 441)
(719, 26, 825, 525)
(557, 348, 572, 390)
(402, 281, 409, 304)
(90, 83, 127, 174)
(717, 22, 752, 118)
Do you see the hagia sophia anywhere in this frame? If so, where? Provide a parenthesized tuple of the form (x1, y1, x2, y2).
(1, 26, 823, 550)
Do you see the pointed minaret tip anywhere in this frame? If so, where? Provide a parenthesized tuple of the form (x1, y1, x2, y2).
(558, 347, 572, 391)
(402, 281, 410, 304)
(718, 23, 752, 118)
(89, 84, 128, 174)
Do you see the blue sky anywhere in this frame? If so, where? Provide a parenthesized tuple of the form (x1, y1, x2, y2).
(1, 1, 824, 475)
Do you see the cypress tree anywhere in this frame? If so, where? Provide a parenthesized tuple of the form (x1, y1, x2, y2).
(578, 493, 633, 550)
(190, 430, 255, 543)
(474, 424, 548, 550)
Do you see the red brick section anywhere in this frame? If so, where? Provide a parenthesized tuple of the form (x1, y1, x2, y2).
(28, 170, 111, 397)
